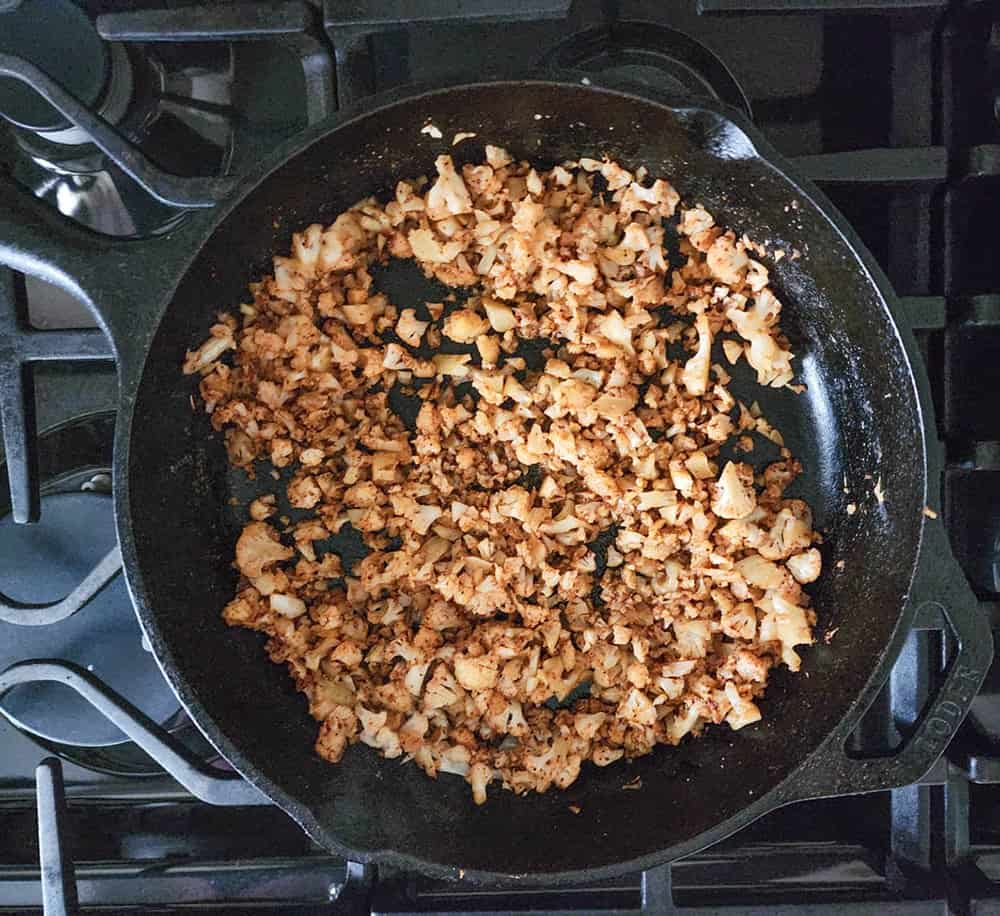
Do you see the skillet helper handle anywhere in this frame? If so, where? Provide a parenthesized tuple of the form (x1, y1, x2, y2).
(789, 521, 993, 801)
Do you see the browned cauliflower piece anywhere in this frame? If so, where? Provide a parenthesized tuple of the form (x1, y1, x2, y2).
(711, 462, 757, 520)
(235, 522, 293, 578)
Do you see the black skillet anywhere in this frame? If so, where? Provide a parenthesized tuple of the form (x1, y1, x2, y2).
(0, 72, 992, 883)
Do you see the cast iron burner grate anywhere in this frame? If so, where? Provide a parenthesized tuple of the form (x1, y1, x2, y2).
(0, 0, 999, 914)
(0, 0, 336, 237)
(0, 412, 236, 778)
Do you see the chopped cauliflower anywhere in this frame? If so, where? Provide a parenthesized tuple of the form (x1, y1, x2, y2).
(189, 150, 820, 806)
(443, 308, 490, 343)
(396, 308, 429, 347)
(182, 323, 234, 375)
(426, 155, 473, 220)
(680, 313, 713, 396)
(787, 548, 822, 584)
(235, 522, 293, 578)
(712, 462, 757, 520)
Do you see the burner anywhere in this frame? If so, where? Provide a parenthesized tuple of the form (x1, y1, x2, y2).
(0, 413, 181, 751)
(539, 21, 752, 119)
(0, 2, 335, 237)
(0, 34, 228, 237)
(0, 0, 113, 135)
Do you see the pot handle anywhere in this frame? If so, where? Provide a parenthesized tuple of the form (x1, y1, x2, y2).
(784, 520, 993, 802)
(535, 20, 753, 120)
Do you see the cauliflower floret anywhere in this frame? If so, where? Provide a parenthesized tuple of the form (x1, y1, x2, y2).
(287, 474, 322, 509)
(408, 228, 464, 263)
(476, 334, 501, 365)
(594, 309, 633, 355)
(760, 502, 814, 560)
(722, 338, 744, 365)
(672, 619, 712, 658)
(666, 704, 701, 744)
(512, 198, 545, 233)
(764, 594, 814, 671)
(396, 308, 429, 346)
(443, 308, 490, 343)
(681, 313, 713, 396)
(426, 154, 473, 220)
(483, 297, 516, 333)
(454, 654, 498, 691)
(668, 459, 695, 495)
(706, 234, 749, 286)
(222, 589, 266, 628)
(318, 212, 366, 271)
(726, 292, 794, 387)
(440, 744, 471, 776)
(484, 144, 511, 168)
(411, 504, 443, 536)
(525, 737, 582, 791)
(468, 762, 494, 805)
(722, 649, 770, 683)
(358, 706, 402, 759)
(183, 324, 234, 375)
(423, 664, 462, 710)
(679, 205, 714, 237)
(559, 259, 598, 286)
(432, 353, 471, 377)
(269, 593, 307, 619)
(593, 746, 625, 767)
(737, 555, 788, 590)
(399, 712, 429, 753)
(248, 496, 276, 521)
(315, 706, 358, 763)
(721, 602, 758, 640)
(724, 682, 762, 730)
(685, 450, 714, 480)
(235, 522, 293, 578)
(574, 711, 606, 740)
(787, 548, 822, 584)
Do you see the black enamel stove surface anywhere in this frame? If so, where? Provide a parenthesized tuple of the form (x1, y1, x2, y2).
(1, 1, 999, 913)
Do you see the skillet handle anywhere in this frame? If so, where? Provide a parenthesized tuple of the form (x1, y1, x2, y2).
(324, 1, 572, 109)
(0, 175, 205, 522)
(785, 520, 993, 802)
(0, 174, 201, 365)
(0, 47, 235, 349)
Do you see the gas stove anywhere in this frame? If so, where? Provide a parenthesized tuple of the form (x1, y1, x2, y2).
(1, 1, 999, 913)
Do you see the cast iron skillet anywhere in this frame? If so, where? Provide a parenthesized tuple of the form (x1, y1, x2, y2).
(0, 78, 991, 883)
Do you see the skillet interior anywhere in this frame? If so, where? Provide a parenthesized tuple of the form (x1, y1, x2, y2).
(124, 82, 924, 878)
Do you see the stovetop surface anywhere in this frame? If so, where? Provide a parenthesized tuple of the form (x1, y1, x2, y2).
(1, 0, 999, 913)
